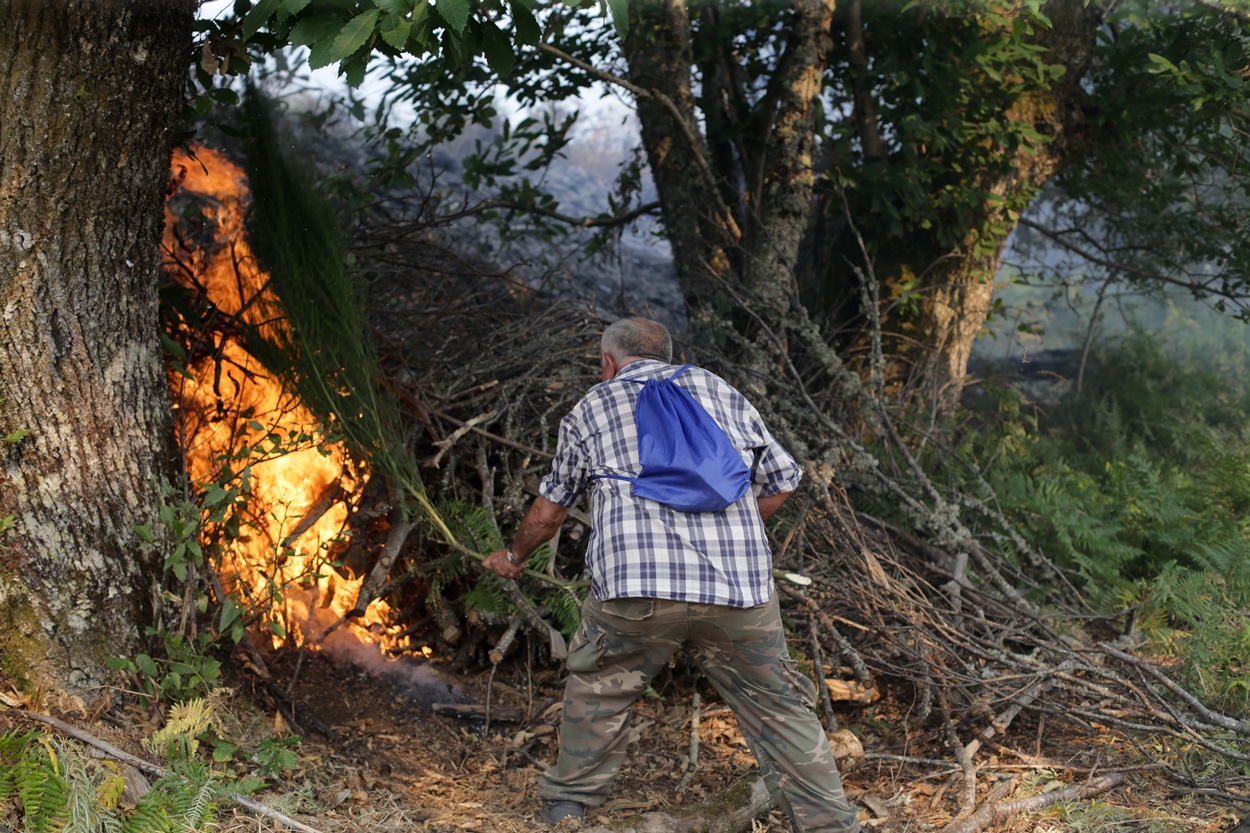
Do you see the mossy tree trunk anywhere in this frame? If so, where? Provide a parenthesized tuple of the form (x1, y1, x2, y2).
(817, 0, 1100, 415)
(905, 0, 1099, 414)
(0, 0, 192, 693)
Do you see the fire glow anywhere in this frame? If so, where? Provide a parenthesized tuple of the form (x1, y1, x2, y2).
(162, 145, 407, 657)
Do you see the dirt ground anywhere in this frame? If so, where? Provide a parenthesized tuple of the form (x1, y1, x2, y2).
(229, 649, 1248, 832)
(4, 647, 1248, 833)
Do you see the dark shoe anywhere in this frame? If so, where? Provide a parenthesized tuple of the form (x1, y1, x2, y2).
(540, 799, 586, 825)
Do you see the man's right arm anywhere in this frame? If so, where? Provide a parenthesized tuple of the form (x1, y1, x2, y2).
(483, 495, 570, 579)
(484, 408, 585, 579)
(750, 419, 802, 522)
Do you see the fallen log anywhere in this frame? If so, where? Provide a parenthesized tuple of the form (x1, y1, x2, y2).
(17, 709, 327, 833)
(943, 772, 1127, 833)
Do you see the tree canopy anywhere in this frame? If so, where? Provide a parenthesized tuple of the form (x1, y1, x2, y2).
(213, 0, 1250, 413)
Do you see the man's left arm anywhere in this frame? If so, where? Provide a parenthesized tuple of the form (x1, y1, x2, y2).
(757, 489, 794, 522)
(750, 420, 802, 522)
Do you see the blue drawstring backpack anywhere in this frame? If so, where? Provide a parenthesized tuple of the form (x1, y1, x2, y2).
(593, 365, 751, 513)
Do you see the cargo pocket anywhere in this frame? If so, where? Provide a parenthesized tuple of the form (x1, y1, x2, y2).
(599, 597, 655, 622)
(780, 658, 818, 711)
(565, 618, 607, 674)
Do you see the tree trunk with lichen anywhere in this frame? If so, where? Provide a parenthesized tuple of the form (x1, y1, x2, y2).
(0, 0, 191, 693)
(907, 0, 1098, 414)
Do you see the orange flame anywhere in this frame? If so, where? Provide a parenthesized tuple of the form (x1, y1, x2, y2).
(163, 145, 404, 655)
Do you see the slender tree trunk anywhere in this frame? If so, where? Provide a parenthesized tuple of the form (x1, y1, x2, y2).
(0, 0, 192, 693)
(739, 0, 835, 332)
(624, 0, 738, 323)
(626, 0, 835, 378)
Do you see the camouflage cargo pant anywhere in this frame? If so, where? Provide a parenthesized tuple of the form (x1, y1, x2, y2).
(538, 594, 863, 833)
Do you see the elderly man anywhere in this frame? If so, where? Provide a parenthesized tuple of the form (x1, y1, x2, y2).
(484, 317, 862, 832)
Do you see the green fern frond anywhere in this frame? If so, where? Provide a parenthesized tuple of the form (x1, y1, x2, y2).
(437, 500, 505, 553)
(146, 698, 218, 759)
(121, 787, 176, 833)
(540, 583, 585, 636)
(184, 778, 218, 831)
(461, 577, 512, 618)
(0, 729, 40, 802)
(17, 742, 69, 833)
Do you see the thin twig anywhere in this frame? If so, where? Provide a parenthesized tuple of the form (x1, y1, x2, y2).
(676, 688, 702, 795)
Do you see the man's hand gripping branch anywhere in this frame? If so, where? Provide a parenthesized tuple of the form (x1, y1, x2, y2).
(483, 494, 570, 580)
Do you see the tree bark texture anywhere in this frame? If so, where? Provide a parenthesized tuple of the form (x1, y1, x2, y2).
(738, 0, 835, 330)
(0, 0, 191, 692)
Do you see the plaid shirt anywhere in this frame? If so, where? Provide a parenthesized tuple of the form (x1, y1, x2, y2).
(539, 360, 802, 607)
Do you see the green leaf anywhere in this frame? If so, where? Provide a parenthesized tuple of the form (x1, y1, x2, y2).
(342, 54, 368, 88)
(208, 86, 240, 105)
(409, 0, 432, 47)
(283, 0, 313, 13)
(1147, 52, 1180, 74)
(511, 1, 540, 45)
(372, 0, 410, 13)
(136, 654, 159, 678)
(202, 484, 229, 508)
(160, 332, 186, 361)
(481, 20, 515, 76)
(218, 598, 242, 634)
(605, 0, 628, 39)
(2, 429, 28, 444)
(326, 9, 382, 64)
(308, 42, 337, 66)
(379, 13, 413, 50)
(289, 13, 345, 46)
(241, 0, 283, 40)
(169, 360, 193, 381)
(134, 523, 156, 544)
(438, 0, 471, 33)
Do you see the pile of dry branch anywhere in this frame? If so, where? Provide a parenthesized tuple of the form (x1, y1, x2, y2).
(352, 261, 1250, 829)
(139, 141, 1249, 832)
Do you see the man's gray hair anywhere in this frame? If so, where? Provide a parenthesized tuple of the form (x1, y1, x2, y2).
(601, 318, 673, 363)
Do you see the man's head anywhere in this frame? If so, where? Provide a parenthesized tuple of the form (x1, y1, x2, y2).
(600, 317, 672, 381)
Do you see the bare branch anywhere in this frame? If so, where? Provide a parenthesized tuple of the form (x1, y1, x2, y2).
(1018, 217, 1247, 308)
(536, 42, 741, 241)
